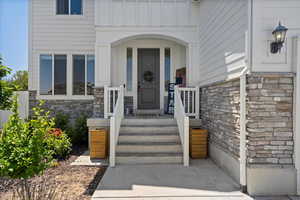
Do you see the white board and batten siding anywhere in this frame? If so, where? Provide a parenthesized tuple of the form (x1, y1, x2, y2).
(29, 0, 96, 91)
(196, 0, 248, 86)
(95, 0, 199, 27)
(252, 0, 300, 73)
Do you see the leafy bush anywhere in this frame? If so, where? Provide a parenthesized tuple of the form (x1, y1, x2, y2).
(47, 128, 72, 160)
(0, 97, 54, 179)
(54, 112, 70, 132)
(72, 115, 88, 146)
(54, 113, 88, 147)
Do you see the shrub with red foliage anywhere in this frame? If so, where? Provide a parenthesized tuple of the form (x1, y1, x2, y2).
(48, 128, 63, 137)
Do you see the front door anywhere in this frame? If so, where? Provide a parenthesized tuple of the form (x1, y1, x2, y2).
(138, 48, 160, 109)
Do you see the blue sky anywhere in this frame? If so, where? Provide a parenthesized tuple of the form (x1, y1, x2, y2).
(0, 0, 28, 73)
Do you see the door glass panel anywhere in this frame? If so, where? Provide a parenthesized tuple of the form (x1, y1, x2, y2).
(126, 48, 133, 91)
(54, 55, 67, 95)
(165, 48, 171, 91)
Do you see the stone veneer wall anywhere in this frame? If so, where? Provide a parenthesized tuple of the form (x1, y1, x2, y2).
(247, 73, 294, 167)
(200, 79, 241, 160)
(93, 87, 104, 118)
(29, 91, 94, 121)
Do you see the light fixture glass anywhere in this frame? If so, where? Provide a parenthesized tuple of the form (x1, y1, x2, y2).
(272, 22, 288, 43)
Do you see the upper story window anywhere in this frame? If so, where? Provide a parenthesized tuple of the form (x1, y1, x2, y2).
(56, 0, 82, 15)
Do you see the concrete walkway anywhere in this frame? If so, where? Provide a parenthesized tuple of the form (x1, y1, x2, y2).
(92, 159, 253, 200)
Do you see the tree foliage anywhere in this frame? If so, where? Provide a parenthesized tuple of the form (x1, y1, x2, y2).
(8, 70, 28, 91)
(0, 56, 13, 110)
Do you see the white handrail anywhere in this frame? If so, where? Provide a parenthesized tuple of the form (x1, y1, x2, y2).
(174, 86, 189, 167)
(177, 87, 199, 118)
(104, 86, 123, 119)
(109, 85, 124, 167)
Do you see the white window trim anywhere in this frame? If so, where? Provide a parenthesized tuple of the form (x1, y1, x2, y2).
(38, 53, 95, 100)
(55, 0, 84, 16)
(72, 54, 95, 96)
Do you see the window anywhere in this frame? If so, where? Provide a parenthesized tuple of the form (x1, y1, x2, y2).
(73, 55, 85, 95)
(165, 48, 171, 91)
(54, 55, 67, 95)
(57, 0, 82, 15)
(87, 55, 95, 95)
(40, 55, 53, 95)
(126, 48, 133, 91)
(39, 54, 67, 95)
(73, 55, 95, 95)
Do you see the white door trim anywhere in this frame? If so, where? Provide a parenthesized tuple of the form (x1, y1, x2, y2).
(294, 37, 300, 195)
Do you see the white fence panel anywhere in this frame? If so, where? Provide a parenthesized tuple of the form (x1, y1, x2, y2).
(0, 91, 29, 128)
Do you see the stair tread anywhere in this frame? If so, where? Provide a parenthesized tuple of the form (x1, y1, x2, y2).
(116, 152, 183, 157)
(121, 125, 177, 128)
(118, 141, 181, 145)
(119, 132, 179, 136)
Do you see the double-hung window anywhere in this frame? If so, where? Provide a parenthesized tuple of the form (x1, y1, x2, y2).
(73, 55, 95, 95)
(40, 54, 67, 95)
(56, 0, 82, 15)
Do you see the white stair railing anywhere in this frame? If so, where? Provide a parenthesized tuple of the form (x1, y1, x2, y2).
(108, 85, 124, 167)
(104, 86, 123, 119)
(174, 86, 190, 167)
(177, 87, 199, 118)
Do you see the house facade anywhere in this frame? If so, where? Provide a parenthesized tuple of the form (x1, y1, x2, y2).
(28, 0, 300, 196)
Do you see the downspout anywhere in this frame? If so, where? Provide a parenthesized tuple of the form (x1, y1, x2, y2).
(240, 0, 253, 193)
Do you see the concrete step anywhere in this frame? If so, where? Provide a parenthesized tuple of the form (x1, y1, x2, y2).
(116, 142, 182, 153)
(120, 126, 178, 134)
(122, 118, 176, 126)
(135, 109, 161, 115)
(118, 134, 180, 143)
(116, 152, 183, 164)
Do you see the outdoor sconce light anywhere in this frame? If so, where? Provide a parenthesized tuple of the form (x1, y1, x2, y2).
(270, 22, 288, 54)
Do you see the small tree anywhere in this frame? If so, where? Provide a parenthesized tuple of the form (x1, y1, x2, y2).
(0, 56, 13, 110)
(7, 70, 28, 91)
(0, 96, 54, 189)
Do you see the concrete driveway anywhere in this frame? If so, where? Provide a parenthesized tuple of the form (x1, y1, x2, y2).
(92, 159, 253, 200)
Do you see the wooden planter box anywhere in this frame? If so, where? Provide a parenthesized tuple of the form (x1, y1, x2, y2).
(189, 128, 208, 159)
(90, 129, 108, 159)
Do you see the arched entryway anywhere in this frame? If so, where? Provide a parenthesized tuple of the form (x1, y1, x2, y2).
(109, 34, 189, 113)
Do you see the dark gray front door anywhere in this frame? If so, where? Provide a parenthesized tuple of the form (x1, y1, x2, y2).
(138, 48, 160, 109)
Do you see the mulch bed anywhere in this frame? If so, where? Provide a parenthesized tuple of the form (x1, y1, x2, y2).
(0, 146, 107, 200)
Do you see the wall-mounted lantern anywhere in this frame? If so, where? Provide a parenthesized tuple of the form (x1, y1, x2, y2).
(270, 22, 288, 54)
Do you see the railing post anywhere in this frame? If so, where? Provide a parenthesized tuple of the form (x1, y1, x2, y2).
(110, 117, 115, 167)
(184, 116, 189, 167)
(195, 86, 200, 119)
(174, 86, 178, 118)
(120, 85, 124, 117)
(104, 85, 108, 119)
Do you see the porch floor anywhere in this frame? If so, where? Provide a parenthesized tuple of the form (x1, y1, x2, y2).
(92, 159, 253, 200)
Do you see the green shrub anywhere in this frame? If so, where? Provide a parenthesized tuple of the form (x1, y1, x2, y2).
(54, 112, 70, 131)
(72, 115, 88, 146)
(0, 97, 54, 179)
(47, 128, 72, 160)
